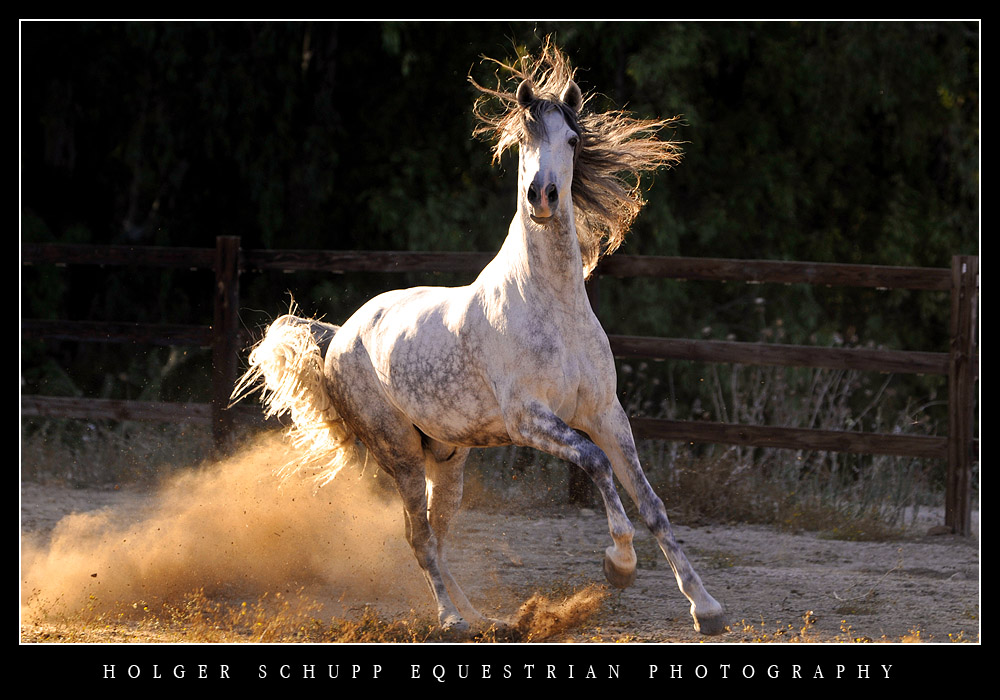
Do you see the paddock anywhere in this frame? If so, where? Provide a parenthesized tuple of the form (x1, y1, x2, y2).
(20, 465, 980, 643)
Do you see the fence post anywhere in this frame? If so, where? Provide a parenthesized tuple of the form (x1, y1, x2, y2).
(945, 255, 978, 535)
(212, 236, 241, 451)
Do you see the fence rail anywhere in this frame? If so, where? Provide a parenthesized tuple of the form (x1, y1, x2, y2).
(21, 237, 979, 534)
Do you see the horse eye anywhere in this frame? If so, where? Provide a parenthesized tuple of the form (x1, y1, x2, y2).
(568, 136, 579, 149)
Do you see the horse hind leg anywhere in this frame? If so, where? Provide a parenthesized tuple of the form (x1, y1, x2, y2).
(328, 374, 469, 631)
(391, 454, 469, 632)
(423, 440, 516, 634)
(423, 443, 491, 625)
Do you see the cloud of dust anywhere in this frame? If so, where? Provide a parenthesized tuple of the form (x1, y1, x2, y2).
(20, 434, 430, 624)
(513, 585, 607, 641)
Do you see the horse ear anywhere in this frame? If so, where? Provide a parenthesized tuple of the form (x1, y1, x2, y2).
(516, 80, 535, 108)
(560, 80, 583, 114)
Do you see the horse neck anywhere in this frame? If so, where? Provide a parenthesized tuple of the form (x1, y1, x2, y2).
(494, 209, 590, 309)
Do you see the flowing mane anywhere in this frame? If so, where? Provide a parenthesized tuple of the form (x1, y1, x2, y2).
(469, 38, 683, 276)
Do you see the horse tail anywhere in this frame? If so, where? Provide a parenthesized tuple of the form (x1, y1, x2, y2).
(233, 314, 358, 486)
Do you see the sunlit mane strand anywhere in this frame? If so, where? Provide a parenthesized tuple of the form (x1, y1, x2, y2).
(469, 37, 683, 276)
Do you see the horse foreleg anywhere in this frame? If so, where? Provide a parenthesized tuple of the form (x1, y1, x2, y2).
(588, 403, 728, 635)
(509, 403, 639, 592)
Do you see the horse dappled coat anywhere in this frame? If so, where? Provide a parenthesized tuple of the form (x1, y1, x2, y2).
(234, 40, 727, 636)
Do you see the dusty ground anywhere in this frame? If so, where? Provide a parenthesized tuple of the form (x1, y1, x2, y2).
(20, 457, 979, 646)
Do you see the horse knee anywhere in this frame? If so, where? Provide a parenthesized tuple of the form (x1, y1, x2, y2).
(638, 495, 671, 532)
(573, 441, 615, 481)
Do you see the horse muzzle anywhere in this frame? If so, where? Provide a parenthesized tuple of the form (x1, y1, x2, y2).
(525, 180, 560, 223)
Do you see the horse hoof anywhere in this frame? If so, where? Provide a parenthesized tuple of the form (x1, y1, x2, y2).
(693, 611, 729, 636)
(603, 553, 637, 589)
(441, 615, 470, 634)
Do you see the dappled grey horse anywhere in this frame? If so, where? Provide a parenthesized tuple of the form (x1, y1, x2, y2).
(234, 40, 727, 636)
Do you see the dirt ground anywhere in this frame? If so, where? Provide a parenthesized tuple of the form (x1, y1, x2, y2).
(19, 443, 980, 646)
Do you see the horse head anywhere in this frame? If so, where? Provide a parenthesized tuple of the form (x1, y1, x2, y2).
(515, 79, 583, 227)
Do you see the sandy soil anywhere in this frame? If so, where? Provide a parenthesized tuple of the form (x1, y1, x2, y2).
(19, 450, 979, 645)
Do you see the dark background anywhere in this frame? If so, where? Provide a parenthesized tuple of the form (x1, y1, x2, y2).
(20, 21, 979, 417)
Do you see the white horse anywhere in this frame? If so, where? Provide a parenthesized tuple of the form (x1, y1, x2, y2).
(235, 40, 727, 636)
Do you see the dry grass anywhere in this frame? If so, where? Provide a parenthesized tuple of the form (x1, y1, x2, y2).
(26, 590, 976, 644)
(731, 610, 975, 643)
(645, 452, 912, 540)
(22, 589, 443, 643)
(21, 584, 611, 644)
(616, 360, 953, 539)
(20, 417, 215, 486)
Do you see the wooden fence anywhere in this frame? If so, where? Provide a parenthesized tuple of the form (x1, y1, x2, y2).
(21, 237, 979, 534)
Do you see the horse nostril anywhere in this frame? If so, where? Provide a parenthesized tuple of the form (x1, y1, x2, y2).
(546, 183, 558, 205)
(526, 183, 538, 205)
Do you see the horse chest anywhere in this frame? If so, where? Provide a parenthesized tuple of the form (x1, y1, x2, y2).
(498, 309, 610, 416)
